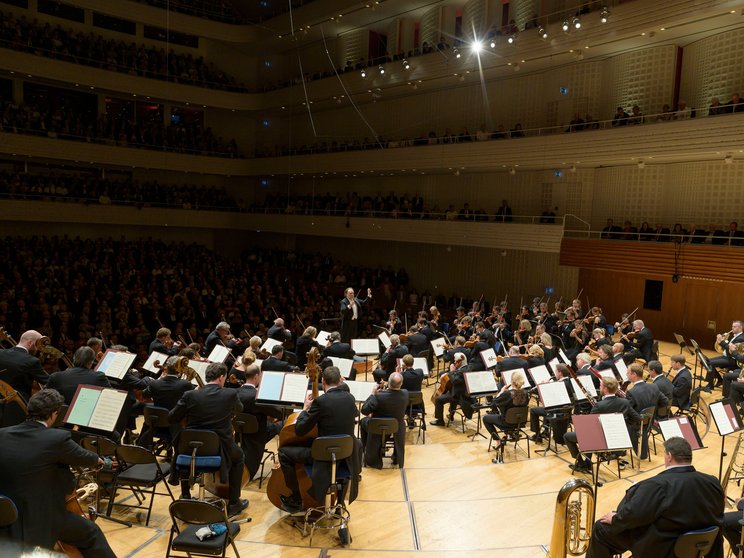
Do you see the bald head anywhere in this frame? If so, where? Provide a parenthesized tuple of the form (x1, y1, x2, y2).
(388, 372, 403, 390)
(18, 330, 43, 353)
(612, 342, 624, 355)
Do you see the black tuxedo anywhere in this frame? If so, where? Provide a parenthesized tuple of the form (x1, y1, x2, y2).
(401, 367, 424, 392)
(267, 324, 292, 343)
(406, 332, 428, 357)
(0, 421, 114, 556)
(651, 374, 674, 402)
(587, 466, 723, 558)
(236, 384, 282, 478)
(279, 386, 361, 503)
(624, 327, 654, 363)
(261, 356, 296, 373)
(468, 341, 492, 371)
(144, 374, 195, 411)
(296, 335, 320, 368)
(671, 367, 692, 408)
(495, 356, 527, 375)
(148, 339, 178, 356)
(361, 388, 409, 468)
(321, 341, 356, 361)
(204, 330, 240, 365)
(443, 346, 471, 364)
(340, 295, 369, 343)
(0, 347, 49, 401)
(46, 366, 111, 405)
(169, 383, 244, 503)
(565, 395, 640, 462)
(374, 344, 409, 383)
(626, 381, 668, 412)
(576, 364, 600, 389)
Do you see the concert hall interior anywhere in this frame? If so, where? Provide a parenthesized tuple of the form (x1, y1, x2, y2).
(2, 0, 744, 556)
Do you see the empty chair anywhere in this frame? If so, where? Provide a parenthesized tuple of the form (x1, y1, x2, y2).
(166, 499, 241, 558)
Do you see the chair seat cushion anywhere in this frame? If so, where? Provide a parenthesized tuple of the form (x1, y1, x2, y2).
(175, 455, 222, 471)
(171, 522, 240, 552)
(117, 462, 170, 485)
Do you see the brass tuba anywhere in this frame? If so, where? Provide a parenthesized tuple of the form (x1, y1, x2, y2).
(548, 478, 595, 558)
(721, 431, 744, 503)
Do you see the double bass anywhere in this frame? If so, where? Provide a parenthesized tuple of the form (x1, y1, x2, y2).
(266, 347, 323, 510)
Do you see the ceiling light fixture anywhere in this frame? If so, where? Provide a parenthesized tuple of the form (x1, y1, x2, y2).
(573, 16, 581, 29)
(538, 27, 548, 40)
(600, 7, 610, 23)
(562, 19, 570, 32)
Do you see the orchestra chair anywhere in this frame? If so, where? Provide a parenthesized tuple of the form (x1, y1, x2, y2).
(487, 406, 530, 463)
(673, 526, 720, 558)
(300, 435, 354, 547)
(166, 499, 241, 558)
(232, 412, 275, 488)
(175, 430, 222, 502)
(406, 391, 426, 444)
(106, 444, 174, 526)
(80, 435, 119, 513)
(364, 417, 400, 468)
(638, 406, 657, 462)
(140, 406, 173, 458)
(535, 405, 572, 456)
(649, 404, 672, 457)
(674, 387, 704, 427)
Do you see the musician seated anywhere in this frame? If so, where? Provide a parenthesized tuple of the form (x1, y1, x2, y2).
(622, 319, 654, 365)
(405, 326, 428, 357)
(360, 372, 408, 468)
(262, 345, 298, 373)
(593, 345, 615, 373)
(526, 344, 545, 368)
(575, 352, 598, 387)
(296, 326, 321, 368)
(430, 353, 473, 426)
(496, 346, 528, 374)
(564, 377, 640, 474)
(611, 343, 625, 363)
(468, 332, 493, 371)
(705, 320, 744, 392)
(0, 389, 116, 558)
(204, 321, 242, 366)
(141, 355, 195, 441)
(529, 364, 573, 444)
(442, 336, 471, 365)
(646, 360, 673, 403)
(168, 363, 248, 518)
(0, 329, 49, 402)
(267, 318, 293, 344)
(484, 371, 529, 461)
(670, 354, 692, 409)
(278, 366, 360, 514)
(148, 327, 181, 356)
(721, 348, 744, 402)
(233, 366, 284, 480)
(400, 354, 425, 425)
(46, 346, 111, 404)
(373, 334, 409, 384)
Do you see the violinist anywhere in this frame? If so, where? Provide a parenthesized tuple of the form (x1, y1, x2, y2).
(454, 315, 474, 340)
(205, 321, 243, 366)
(576, 352, 599, 389)
(374, 334, 409, 383)
(534, 302, 549, 325)
(475, 321, 495, 346)
(585, 328, 611, 356)
(296, 326, 321, 368)
(385, 310, 404, 335)
(429, 305, 441, 330)
(514, 319, 532, 348)
(584, 307, 607, 330)
(526, 344, 546, 368)
(538, 332, 557, 363)
(614, 313, 634, 349)
(86, 336, 103, 364)
(148, 327, 182, 356)
(0, 389, 116, 557)
(468, 329, 493, 371)
(468, 300, 483, 320)
(278, 366, 359, 514)
(571, 298, 583, 317)
(442, 335, 471, 365)
(418, 317, 437, 342)
(594, 345, 615, 373)
(622, 320, 654, 365)
(262, 345, 299, 373)
(430, 352, 472, 427)
(267, 318, 293, 345)
(565, 320, 589, 361)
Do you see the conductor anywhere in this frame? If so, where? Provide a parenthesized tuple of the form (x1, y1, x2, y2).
(340, 287, 372, 343)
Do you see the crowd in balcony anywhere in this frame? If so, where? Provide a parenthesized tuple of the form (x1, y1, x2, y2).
(0, 96, 241, 157)
(0, 237, 411, 364)
(0, 171, 241, 210)
(133, 0, 246, 23)
(0, 9, 246, 92)
(600, 219, 744, 246)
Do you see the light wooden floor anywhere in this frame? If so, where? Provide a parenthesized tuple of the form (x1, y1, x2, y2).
(100, 341, 739, 558)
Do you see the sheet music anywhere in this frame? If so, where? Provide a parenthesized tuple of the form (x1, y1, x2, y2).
(143, 351, 168, 375)
(558, 349, 570, 364)
(98, 351, 136, 380)
(710, 402, 735, 436)
(260, 338, 283, 353)
(329, 357, 354, 378)
(344, 380, 376, 402)
(659, 418, 684, 440)
(255, 358, 264, 371)
(65, 387, 101, 426)
(316, 330, 332, 346)
(503, 369, 531, 388)
(538, 381, 571, 408)
(257, 371, 284, 401)
(88, 389, 127, 432)
(377, 332, 391, 349)
(464, 371, 498, 395)
(207, 344, 230, 363)
(529, 365, 552, 385)
(430, 338, 446, 357)
(598, 413, 633, 449)
(282, 374, 310, 404)
(614, 359, 628, 382)
(352, 338, 379, 355)
(480, 348, 498, 369)
(413, 357, 429, 377)
(189, 360, 209, 385)
(571, 376, 597, 401)
(548, 357, 560, 373)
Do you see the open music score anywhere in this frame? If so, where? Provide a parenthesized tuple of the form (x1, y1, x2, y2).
(573, 413, 633, 452)
(613, 359, 629, 382)
(95, 349, 137, 380)
(352, 338, 380, 356)
(571, 376, 598, 401)
(537, 381, 571, 409)
(464, 371, 499, 396)
(257, 371, 309, 404)
(189, 360, 209, 385)
(658, 416, 703, 450)
(329, 357, 354, 379)
(64, 385, 128, 433)
(377, 331, 392, 349)
(413, 357, 429, 377)
(480, 348, 498, 370)
(558, 348, 571, 364)
(315, 330, 332, 346)
(260, 338, 283, 353)
(547, 357, 561, 374)
(430, 338, 447, 357)
(502, 368, 531, 388)
(344, 380, 376, 403)
(709, 400, 743, 437)
(206, 344, 230, 363)
(528, 365, 552, 385)
(142, 351, 168, 375)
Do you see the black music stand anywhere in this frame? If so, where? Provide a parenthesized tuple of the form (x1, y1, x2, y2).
(674, 333, 695, 356)
(463, 372, 499, 440)
(689, 338, 712, 390)
(534, 381, 572, 457)
(709, 400, 743, 481)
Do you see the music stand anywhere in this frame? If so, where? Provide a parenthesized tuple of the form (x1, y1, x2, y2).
(463, 371, 499, 440)
(690, 339, 711, 390)
(351, 339, 380, 381)
(709, 400, 743, 481)
(534, 381, 572, 456)
(674, 333, 694, 356)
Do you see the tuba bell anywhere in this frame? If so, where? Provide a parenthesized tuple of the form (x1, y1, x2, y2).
(548, 478, 595, 558)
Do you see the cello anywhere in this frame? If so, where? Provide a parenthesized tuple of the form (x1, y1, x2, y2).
(265, 347, 323, 510)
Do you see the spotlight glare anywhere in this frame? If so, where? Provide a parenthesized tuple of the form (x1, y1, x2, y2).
(600, 7, 610, 23)
(452, 47, 461, 59)
(507, 33, 516, 44)
(490, 39, 496, 48)
(403, 59, 410, 70)
(562, 19, 570, 32)
(471, 41, 483, 53)
(538, 27, 548, 39)
(573, 16, 581, 29)
(378, 64, 385, 74)
(360, 69, 366, 78)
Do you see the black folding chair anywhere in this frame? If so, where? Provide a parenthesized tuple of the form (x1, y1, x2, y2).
(166, 499, 241, 558)
(406, 391, 426, 444)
